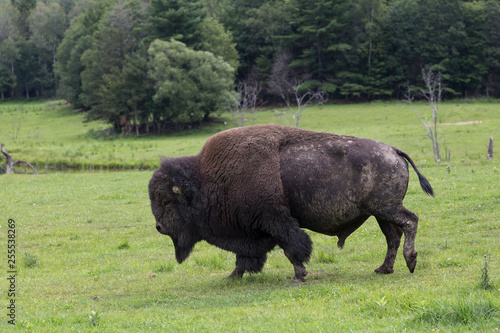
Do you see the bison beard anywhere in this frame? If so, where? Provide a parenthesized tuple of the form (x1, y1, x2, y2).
(149, 124, 434, 282)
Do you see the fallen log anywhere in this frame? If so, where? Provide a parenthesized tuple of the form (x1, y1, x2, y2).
(1, 143, 38, 174)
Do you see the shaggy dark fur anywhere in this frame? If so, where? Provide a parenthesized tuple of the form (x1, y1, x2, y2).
(149, 124, 433, 282)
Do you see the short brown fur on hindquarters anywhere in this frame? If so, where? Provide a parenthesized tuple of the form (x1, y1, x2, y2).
(149, 125, 433, 282)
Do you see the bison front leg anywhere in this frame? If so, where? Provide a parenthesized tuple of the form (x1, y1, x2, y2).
(227, 254, 268, 279)
(284, 250, 308, 283)
(259, 212, 312, 282)
(375, 218, 403, 274)
(277, 227, 312, 282)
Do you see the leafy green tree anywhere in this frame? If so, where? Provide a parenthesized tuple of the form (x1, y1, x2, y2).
(10, 0, 36, 14)
(0, 65, 15, 99)
(10, 0, 36, 36)
(56, 0, 77, 15)
(80, 0, 147, 129)
(0, 37, 19, 98)
(90, 53, 152, 134)
(198, 17, 239, 70)
(148, 39, 235, 131)
(55, 0, 114, 105)
(0, 3, 19, 98)
(0, 3, 19, 66)
(13, 39, 38, 98)
(28, 1, 67, 91)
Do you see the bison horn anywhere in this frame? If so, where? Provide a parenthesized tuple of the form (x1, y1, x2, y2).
(172, 186, 182, 194)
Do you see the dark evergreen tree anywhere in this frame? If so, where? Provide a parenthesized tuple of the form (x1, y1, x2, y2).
(217, 0, 269, 79)
(13, 40, 38, 98)
(290, 0, 349, 85)
(340, 0, 391, 98)
(483, 0, 500, 97)
(148, 0, 207, 46)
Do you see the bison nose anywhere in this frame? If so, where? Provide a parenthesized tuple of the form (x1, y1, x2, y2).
(156, 224, 163, 233)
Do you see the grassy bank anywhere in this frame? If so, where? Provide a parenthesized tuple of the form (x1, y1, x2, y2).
(1, 99, 499, 171)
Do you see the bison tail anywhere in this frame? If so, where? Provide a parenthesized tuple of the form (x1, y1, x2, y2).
(416, 172, 434, 197)
(394, 148, 434, 197)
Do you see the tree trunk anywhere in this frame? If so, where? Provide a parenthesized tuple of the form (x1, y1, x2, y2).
(53, 41, 58, 93)
(25, 78, 29, 99)
(488, 137, 494, 160)
(10, 62, 15, 98)
(135, 113, 139, 136)
(1, 143, 14, 174)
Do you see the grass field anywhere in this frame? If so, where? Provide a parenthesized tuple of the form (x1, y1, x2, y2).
(1, 100, 499, 331)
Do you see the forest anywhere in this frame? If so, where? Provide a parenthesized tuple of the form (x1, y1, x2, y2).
(1, 0, 499, 133)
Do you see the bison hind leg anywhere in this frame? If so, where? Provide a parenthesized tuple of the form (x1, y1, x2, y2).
(374, 218, 403, 274)
(373, 205, 419, 274)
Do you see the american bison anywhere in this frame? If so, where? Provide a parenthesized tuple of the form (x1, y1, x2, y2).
(149, 124, 433, 282)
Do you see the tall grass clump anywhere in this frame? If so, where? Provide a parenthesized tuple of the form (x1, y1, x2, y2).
(479, 255, 494, 290)
(411, 298, 500, 327)
(22, 252, 39, 268)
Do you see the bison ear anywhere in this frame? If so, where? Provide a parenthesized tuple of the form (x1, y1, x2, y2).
(172, 185, 182, 194)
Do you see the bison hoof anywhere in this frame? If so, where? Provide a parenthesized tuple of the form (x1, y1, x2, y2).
(226, 269, 244, 280)
(292, 276, 306, 283)
(405, 251, 417, 273)
(374, 266, 394, 274)
(291, 266, 308, 283)
(407, 260, 417, 273)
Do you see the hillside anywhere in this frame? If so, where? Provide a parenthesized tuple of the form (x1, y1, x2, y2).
(1, 99, 499, 173)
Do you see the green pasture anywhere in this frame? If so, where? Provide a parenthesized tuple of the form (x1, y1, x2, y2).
(0, 100, 499, 331)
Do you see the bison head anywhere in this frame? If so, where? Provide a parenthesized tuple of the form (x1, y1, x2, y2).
(148, 157, 203, 264)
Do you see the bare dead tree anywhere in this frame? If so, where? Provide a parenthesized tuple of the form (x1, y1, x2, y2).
(232, 81, 264, 127)
(405, 67, 443, 163)
(268, 49, 295, 105)
(268, 49, 328, 127)
(276, 79, 328, 128)
(1, 143, 38, 174)
(291, 84, 328, 128)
